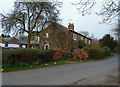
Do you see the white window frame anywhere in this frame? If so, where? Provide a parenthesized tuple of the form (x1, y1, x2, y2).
(88, 40, 91, 44)
(85, 38, 87, 44)
(44, 44, 49, 49)
(73, 34, 77, 40)
(81, 36, 83, 40)
(46, 33, 49, 38)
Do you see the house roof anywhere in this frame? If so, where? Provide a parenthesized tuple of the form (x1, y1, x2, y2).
(70, 30, 92, 40)
(41, 23, 92, 40)
(19, 40, 28, 45)
(3, 37, 13, 42)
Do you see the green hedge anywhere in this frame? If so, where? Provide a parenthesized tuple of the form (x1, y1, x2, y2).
(102, 46, 111, 56)
(2, 49, 54, 67)
(84, 46, 105, 59)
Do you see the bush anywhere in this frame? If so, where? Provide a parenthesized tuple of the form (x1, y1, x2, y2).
(88, 46, 105, 59)
(78, 40, 86, 48)
(2, 49, 54, 67)
(62, 51, 72, 60)
(71, 49, 88, 60)
(102, 46, 111, 56)
(52, 48, 62, 61)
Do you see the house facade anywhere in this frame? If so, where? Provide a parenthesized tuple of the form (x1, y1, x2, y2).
(0, 37, 27, 48)
(39, 23, 92, 51)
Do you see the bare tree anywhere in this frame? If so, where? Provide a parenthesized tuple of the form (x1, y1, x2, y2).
(0, 1, 60, 48)
(72, 0, 120, 23)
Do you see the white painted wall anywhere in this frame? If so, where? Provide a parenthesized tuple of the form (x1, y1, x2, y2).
(0, 43, 5, 47)
(8, 44, 19, 48)
(0, 43, 19, 48)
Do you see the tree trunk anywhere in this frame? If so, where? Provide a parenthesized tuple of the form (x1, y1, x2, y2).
(27, 33, 31, 48)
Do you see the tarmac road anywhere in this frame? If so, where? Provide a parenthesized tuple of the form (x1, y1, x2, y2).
(2, 54, 118, 85)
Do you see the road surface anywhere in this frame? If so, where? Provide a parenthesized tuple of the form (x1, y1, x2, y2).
(2, 54, 118, 85)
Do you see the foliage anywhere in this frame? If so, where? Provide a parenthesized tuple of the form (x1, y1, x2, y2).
(1, 2, 60, 48)
(71, 49, 88, 60)
(2, 49, 54, 67)
(62, 51, 72, 60)
(3, 60, 68, 72)
(102, 46, 111, 56)
(99, 34, 117, 51)
(52, 48, 62, 61)
(78, 40, 86, 48)
(87, 46, 105, 59)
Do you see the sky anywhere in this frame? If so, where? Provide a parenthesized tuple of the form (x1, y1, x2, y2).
(0, 0, 116, 39)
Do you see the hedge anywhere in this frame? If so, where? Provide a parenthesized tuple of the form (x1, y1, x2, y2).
(84, 46, 105, 59)
(2, 49, 54, 67)
(102, 46, 111, 56)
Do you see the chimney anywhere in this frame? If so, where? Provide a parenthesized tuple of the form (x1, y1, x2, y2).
(68, 23, 74, 31)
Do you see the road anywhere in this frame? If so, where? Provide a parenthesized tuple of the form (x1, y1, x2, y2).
(2, 54, 118, 85)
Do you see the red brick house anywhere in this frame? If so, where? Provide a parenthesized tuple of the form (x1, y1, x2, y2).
(39, 23, 92, 51)
(0, 36, 27, 48)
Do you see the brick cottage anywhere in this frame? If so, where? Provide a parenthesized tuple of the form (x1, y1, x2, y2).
(39, 23, 92, 51)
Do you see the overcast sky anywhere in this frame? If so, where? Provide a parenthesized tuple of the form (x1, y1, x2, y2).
(0, 0, 116, 39)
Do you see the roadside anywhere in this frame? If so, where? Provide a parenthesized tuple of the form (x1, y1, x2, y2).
(2, 55, 113, 72)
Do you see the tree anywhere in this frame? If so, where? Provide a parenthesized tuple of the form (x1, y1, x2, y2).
(72, 0, 120, 23)
(1, 1, 60, 48)
(79, 31, 89, 37)
(99, 34, 117, 51)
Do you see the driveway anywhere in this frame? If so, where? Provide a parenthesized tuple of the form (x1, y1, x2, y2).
(2, 54, 118, 85)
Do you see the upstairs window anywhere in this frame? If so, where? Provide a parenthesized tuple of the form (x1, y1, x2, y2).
(81, 36, 83, 40)
(73, 34, 77, 40)
(46, 33, 49, 38)
(89, 40, 91, 44)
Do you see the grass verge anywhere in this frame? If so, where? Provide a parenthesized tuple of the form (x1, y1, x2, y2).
(79, 55, 113, 63)
(2, 60, 68, 72)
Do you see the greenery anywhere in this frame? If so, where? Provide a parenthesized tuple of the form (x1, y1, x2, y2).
(1, 2, 60, 48)
(84, 46, 105, 59)
(2, 60, 68, 72)
(78, 40, 86, 48)
(80, 55, 113, 63)
(102, 46, 111, 56)
(2, 49, 54, 67)
(62, 51, 72, 60)
(99, 34, 117, 51)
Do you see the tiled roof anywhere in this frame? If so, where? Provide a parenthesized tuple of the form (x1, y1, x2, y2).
(70, 30, 92, 40)
(3, 37, 13, 42)
(19, 40, 28, 45)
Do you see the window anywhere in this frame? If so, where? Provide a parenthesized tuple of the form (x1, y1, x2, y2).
(73, 34, 77, 40)
(89, 40, 91, 44)
(81, 36, 83, 40)
(34, 36, 38, 41)
(85, 38, 87, 44)
(46, 33, 49, 38)
(38, 37, 40, 41)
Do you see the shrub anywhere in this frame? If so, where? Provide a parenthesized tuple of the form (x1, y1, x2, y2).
(2, 49, 54, 67)
(78, 40, 86, 48)
(102, 46, 111, 56)
(52, 48, 62, 61)
(71, 49, 88, 60)
(62, 51, 72, 60)
(88, 46, 105, 59)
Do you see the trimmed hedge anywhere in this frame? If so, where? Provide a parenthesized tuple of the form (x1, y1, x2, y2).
(84, 46, 105, 59)
(2, 49, 54, 67)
